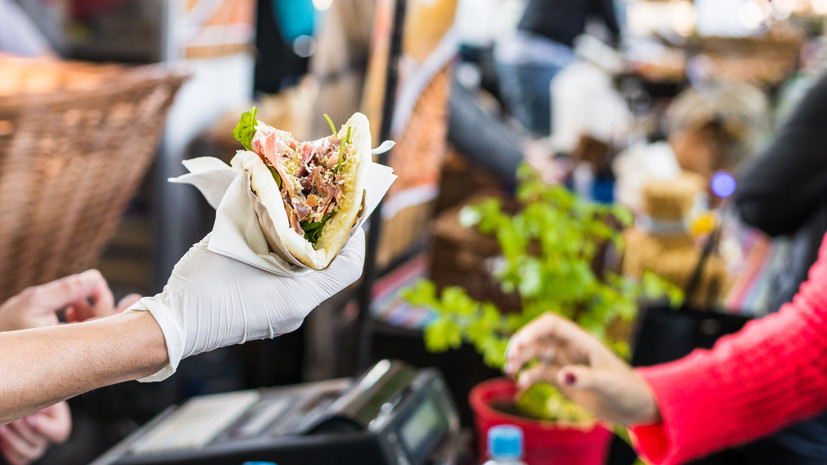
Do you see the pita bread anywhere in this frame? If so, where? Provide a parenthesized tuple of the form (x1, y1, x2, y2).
(231, 112, 371, 270)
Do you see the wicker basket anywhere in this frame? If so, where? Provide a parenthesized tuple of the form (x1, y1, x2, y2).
(0, 55, 187, 301)
(434, 147, 505, 216)
(429, 193, 522, 313)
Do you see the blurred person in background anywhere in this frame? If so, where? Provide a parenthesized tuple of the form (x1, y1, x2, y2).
(494, 0, 620, 137)
(728, 71, 827, 465)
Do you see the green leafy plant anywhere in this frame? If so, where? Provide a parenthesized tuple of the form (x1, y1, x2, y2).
(402, 163, 681, 423)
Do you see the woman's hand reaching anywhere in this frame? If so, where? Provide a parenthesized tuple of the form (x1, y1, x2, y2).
(0, 270, 139, 331)
(0, 403, 71, 465)
(505, 312, 662, 426)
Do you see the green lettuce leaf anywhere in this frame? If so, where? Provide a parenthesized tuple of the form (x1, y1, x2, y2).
(232, 106, 258, 151)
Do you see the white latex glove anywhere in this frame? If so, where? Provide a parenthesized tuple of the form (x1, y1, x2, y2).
(131, 228, 366, 381)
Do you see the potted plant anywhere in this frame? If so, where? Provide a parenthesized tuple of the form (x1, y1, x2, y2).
(403, 164, 680, 465)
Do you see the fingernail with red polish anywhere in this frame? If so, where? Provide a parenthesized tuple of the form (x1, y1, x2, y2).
(564, 373, 577, 385)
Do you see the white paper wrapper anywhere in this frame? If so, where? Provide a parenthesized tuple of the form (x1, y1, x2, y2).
(170, 156, 396, 276)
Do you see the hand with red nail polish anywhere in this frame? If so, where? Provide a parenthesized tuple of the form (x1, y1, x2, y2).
(506, 312, 661, 426)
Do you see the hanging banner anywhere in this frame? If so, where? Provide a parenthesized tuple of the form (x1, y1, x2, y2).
(361, 0, 460, 265)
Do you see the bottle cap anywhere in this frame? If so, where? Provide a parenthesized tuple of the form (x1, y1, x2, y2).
(488, 424, 523, 459)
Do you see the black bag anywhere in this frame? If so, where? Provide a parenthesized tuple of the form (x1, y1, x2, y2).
(631, 304, 751, 367)
(632, 223, 752, 367)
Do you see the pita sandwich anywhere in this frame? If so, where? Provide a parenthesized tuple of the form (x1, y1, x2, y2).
(231, 110, 371, 270)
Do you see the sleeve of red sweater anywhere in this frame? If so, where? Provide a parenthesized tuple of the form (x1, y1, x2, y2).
(628, 235, 827, 465)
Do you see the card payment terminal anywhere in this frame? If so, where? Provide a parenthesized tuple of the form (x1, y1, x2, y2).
(91, 360, 463, 465)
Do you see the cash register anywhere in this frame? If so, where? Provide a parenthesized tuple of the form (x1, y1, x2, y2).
(91, 360, 464, 465)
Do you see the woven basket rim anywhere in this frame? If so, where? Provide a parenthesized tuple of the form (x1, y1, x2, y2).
(0, 64, 190, 108)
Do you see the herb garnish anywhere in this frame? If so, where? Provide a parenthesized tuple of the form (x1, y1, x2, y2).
(301, 212, 335, 244)
(335, 126, 351, 173)
(323, 114, 337, 137)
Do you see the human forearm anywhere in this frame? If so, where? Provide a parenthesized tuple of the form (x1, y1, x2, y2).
(0, 226, 365, 423)
(506, 239, 827, 464)
(0, 311, 167, 423)
(631, 266, 827, 464)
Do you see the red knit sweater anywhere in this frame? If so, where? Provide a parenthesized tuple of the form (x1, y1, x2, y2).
(629, 236, 827, 464)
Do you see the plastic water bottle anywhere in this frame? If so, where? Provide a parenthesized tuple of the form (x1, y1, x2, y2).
(483, 425, 527, 465)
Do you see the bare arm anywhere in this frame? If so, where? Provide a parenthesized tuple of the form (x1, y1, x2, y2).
(0, 311, 167, 424)
(0, 229, 365, 425)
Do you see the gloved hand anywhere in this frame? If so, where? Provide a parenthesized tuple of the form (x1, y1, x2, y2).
(131, 228, 366, 381)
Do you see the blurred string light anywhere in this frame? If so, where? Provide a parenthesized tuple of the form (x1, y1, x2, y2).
(739, 0, 772, 30)
(313, 0, 334, 11)
(293, 35, 316, 57)
(812, 0, 827, 14)
(671, 1, 696, 37)
(711, 171, 737, 198)
(772, 0, 795, 19)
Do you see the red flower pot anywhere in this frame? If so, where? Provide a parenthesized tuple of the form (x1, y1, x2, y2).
(469, 378, 612, 465)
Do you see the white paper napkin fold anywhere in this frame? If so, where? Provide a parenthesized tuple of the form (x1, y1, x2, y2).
(170, 155, 396, 276)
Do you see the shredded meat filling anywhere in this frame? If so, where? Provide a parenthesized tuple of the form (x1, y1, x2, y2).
(252, 129, 349, 237)
(284, 199, 300, 233)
